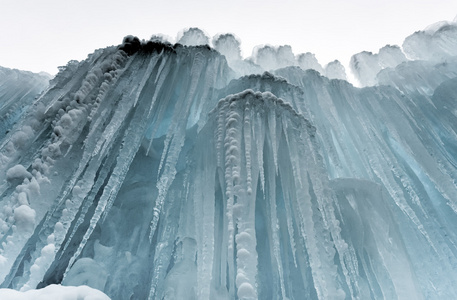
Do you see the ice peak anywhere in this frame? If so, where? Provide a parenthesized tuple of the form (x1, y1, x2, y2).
(177, 27, 210, 46)
(213, 33, 242, 62)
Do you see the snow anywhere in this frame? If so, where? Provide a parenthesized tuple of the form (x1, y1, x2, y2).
(1, 15, 457, 300)
(0, 285, 110, 300)
(13, 205, 35, 232)
(6, 165, 32, 182)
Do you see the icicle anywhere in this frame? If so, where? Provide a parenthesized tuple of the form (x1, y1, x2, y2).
(279, 118, 298, 268)
(133, 55, 160, 107)
(234, 100, 259, 300)
(254, 111, 265, 192)
(219, 99, 237, 298)
(145, 57, 172, 156)
(63, 66, 156, 280)
(150, 51, 210, 241)
(194, 155, 216, 300)
(244, 102, 253, 195)
(267, 102, 279, 173)
(265, 138, 287, 300)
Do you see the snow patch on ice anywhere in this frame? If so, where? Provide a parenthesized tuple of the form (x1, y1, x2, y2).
(6, 165, 32, 182)
(13, 205, 36, 232)
(0, 285, 110, 300)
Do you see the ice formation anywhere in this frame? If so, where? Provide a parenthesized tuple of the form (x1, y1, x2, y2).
(296, 53, 325, 75)
(177, 28, 210, 46)
(1, 17, 457, 300)
(0, 67, 50, 141)
(350, 46, 407, 86)
(403, 21, 457, 61)
(324, 60, 347, 80)
(213, 34, 242, 63)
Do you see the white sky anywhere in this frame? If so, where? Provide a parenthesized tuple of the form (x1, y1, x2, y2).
(1, 0, 456, 75)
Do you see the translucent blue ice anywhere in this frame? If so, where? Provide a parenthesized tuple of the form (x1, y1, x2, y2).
(1, 19, 457, 299)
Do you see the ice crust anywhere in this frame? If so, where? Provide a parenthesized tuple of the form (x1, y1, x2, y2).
(0, 18, 457, 300)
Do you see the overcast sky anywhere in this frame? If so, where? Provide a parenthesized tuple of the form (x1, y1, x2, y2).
(1, 0, 456, 75)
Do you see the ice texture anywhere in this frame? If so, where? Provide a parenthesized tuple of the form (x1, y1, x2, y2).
(1, 18, 457, 300)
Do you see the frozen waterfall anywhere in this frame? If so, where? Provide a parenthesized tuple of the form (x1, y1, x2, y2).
(1, 19, 457, 300)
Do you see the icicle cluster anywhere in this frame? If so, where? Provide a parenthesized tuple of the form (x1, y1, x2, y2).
(1, 18, 457, 300)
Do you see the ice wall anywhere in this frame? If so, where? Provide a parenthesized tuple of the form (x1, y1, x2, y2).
(0, 43, 233, 298)
(1, 17, 457, 300)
